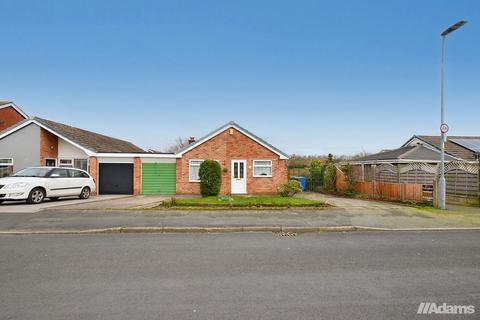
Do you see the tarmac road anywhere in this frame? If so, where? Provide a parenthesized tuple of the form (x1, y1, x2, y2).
(0, 231, 479, 319)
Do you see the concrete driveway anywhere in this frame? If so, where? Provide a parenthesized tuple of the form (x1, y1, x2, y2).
(300, 192, 410, 209)
(0, 195, 128, 213)
(50, 195, 171, 210)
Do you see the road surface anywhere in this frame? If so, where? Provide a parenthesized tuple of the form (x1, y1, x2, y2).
(0, 231, 478, 319)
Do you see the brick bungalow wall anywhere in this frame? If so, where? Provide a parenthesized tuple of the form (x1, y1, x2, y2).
(39, 128, 58, 166)
(88, 156, 98, 195)
(176, 128, 288, 195)
(0, 106, 25, 131)
(133, 157, 141, 195)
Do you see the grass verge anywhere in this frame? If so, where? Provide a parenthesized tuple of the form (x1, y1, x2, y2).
(157, 195, 325, 209)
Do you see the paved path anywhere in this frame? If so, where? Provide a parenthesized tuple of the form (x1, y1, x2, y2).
(0, 231, 478, 319)
(301, 192, 408, 209)
(0, 195, 127, 213)
(51, 195, 171, 210)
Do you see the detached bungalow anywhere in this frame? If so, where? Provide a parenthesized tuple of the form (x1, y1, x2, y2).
(0, 102, 289, 195)
(175, 121, 289, 195)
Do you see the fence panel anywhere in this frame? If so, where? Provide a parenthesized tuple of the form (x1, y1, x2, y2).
(354, 181, 424, 202)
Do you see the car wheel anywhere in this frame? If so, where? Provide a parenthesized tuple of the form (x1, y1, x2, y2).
(0, 200, 3, 204)
(50, 197, 59, 201)
(79, 187, 91, 199)
(27, 188, 45, 204)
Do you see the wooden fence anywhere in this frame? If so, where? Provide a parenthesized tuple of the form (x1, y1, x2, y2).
(349, 162, 480, 205)
(355, 181, 424, 202)
(336, 168, 427, 202)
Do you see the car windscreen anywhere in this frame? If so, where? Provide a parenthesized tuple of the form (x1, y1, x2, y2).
(13, 168, 52, 178)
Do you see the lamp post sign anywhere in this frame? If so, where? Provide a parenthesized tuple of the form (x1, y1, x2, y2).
(440, 123, 449, 134)
(437, 20, 467, 210)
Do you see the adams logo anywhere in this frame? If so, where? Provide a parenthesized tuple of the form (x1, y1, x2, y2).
(417, 302, 475, 315)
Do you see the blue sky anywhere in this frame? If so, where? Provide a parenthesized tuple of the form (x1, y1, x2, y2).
(1, 0, 478, 155)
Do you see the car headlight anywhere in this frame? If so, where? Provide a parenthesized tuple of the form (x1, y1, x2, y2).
(3, 182, 29, 189)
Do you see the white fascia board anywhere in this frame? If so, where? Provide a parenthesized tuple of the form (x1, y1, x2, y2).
(95, 153, 179, 158)
(0, 120, 33, 139)
(31, 120, 97, 156)
(403, 136, 440, 152)
(0, 102, 29, 119)
(175, 124, 289, 159)
(402, 136, 417, 147)
(234, 125, 289, 159)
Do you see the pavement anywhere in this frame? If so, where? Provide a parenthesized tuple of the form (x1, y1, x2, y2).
(0, 194, 129, 213)
(1, 231, 478, 319)
(1, 192, 479, 233)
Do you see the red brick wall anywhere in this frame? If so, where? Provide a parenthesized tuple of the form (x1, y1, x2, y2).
(0, 106, 26, 131)
(39, 128, 58, 166)
(133, 157, 141, 195)
(176, 128, 288, 195)
(88, 156, 98, 195)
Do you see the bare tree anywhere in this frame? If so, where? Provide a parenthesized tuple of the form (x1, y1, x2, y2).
(163, 137, 189, 153)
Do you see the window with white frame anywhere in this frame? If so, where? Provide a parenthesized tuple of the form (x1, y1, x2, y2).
(58, 158, 88, 171)
(189, 160, 204, 182)
(74, 159, 88, 171)
(0, 158, 13, 165)
(253, 160, 272, 177)
(0, 158, 13, 178)
(59, 158, 73, 168)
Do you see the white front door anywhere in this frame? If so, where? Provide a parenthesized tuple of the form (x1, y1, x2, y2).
(231, 160, 247, 194)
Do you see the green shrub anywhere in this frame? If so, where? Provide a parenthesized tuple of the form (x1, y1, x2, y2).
(199, 160, 222, 197)
(279, 180, 302, 197)
(324, 163, 337, 193)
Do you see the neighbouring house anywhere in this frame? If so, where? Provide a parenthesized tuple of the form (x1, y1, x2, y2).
(0, 102, 289, 195)
(0, 116, 157, 194)
(349, 135, 480, 182)
(403, 135, 480, 162)
(0, 101, 28, 131)
(346, 135, 480, 205)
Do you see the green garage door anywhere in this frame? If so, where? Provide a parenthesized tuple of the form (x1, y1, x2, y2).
(142, 163, 176, 195)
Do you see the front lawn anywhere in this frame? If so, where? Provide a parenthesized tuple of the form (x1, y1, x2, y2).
(160, 195, 324, 208)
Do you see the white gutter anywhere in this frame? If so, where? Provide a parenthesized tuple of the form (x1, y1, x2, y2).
(95, 153, 179, 158)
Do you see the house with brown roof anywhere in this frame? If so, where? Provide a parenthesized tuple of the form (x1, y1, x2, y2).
(0, 102, 289, 196)
(0, 115, 161, 194)
(347, 134, 479, 185)
(403, 135, 480, 162)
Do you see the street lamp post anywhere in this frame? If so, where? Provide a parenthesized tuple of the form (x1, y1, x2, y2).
(438, 20, 467, 210)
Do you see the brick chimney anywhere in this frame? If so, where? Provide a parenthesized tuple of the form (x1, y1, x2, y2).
(188, 137, 196, 144)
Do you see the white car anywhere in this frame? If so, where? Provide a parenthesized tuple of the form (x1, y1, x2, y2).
(0, 167, 96, 205)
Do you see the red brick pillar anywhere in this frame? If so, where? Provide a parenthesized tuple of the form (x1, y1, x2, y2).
(133, 157, 141, 196)
(88, 156, 98, 195)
